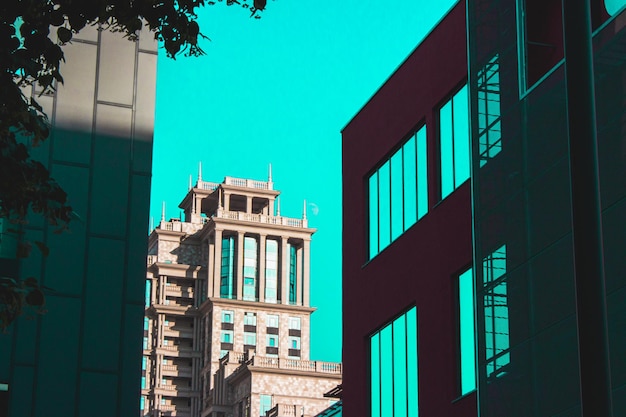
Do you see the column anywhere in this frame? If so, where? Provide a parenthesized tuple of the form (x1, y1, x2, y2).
(259, 234, 266, 303)
(159, 275, 165, 304)
(207, 237, 215, 297)
(246, 195, 253, 213)
(296, 244, 303, 306)
(236, 231, 244, 300)
(302, 239, 311, 307)
(213, 229, 222, 298)
(281, 237, 290, 305)
(223, 191, 230, 211)
(269, 199, 275, 216)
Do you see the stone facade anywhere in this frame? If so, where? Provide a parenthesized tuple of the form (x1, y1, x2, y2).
(142, 173, 341, 417)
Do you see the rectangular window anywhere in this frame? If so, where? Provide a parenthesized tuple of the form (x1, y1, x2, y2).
(440, 85, 470, 200)
(222, 310, 234, 324)
(260, 394, 273, 417)
(141, 376, 146, 389)
(143, 317, 149, 331)
(477, 55, 502, 166)
(221, 330, 233, 344)
(267, 334, 278, 347)
(370, 306, 418, 417)
(267, 314, 279, 328)
(244, 332, 257, 346)
(244, 312, 257, 326)
(517, 0, 564, 93)
(265, 239, 279, 303)
(458, 268, 476, 395)
(288, 317, 301, 330)
(289, 244, 297, 304)
(145, 280, 151, 307)
(289, 336, 301, 350)
(221, 236, 236, 299)
(483, 245, 510, 378)
(142, 357, 147, 371)
(243, 236, 258, 301)
(140, 396, 145, 410)
(142, 337, 148, 350)
(368, 126, 428, 259)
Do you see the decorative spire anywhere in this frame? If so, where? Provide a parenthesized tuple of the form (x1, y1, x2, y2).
(189, 174, 192, 191)
(276, 196, 281, 216)
(303, 199, 307, 220)
(268, 163, 273, 182)
(198, 161, 203, 182)
(161, 201, 166, 222)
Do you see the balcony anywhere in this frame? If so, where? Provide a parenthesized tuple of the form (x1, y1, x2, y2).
(165, 285, 194, 298)
(266, 403, 301, 417)
(163, 327, 194, 339)
(157, 345, 201, 358)
(198, 176, 273, 191)
(161, 364, 193, 378)
(215, 209, 307, 228)
(247, 356, 342, 374)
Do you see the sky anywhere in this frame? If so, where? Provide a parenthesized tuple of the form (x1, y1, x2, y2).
(150, 0, 458, 363)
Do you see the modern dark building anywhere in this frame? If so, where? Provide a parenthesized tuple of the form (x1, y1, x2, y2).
(466, 0, 626, 415)
(343, 0, 626, 416)
(341, 3, 477, 417)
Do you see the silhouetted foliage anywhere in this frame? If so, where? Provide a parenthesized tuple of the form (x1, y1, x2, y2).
(0, 0, 265, 329)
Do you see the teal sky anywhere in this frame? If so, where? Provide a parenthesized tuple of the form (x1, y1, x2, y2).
(150, 0, 457, 363)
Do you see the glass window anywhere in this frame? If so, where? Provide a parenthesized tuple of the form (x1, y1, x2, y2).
(267, 334, 278, 347)
(483, 245, 509, 378)
(440, 85, 470, 200)
(161, 398, 166, 405)
(244, 332, 257, 346)
(221, 236, 236, 299)
(221, 331, 233, 344)
(222, 310, 234, 323)
(260, 394, 273, 417)
(243, 236, 258, 301)
(288, 317, 301, 330)
(458, 268, 476, 395)
(267, 314, 279, 328)
(289, 336, 301, 350)
(141, 376, 146, 389)
(477, 55, 502, 166)
(265, 239, 279, 303)
(606, 0, 626, 15)
(142, 337, 148, 349)
(144, 317, 149, 331)
(145, 280, 151, 307)
(140, 396, 145, 410)
(142, 357, 147, 371)
(368, 126, 428, 259)
(289, 244, 297, 304)
(370, 306, 418, 417)
(244, 312, 257, 326)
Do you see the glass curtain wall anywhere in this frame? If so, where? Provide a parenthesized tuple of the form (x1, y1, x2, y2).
(243, 236, 258, 301)
(265, 239, 279, 303)
(467, 0, 626, 415)
(220, 236, 236, 299)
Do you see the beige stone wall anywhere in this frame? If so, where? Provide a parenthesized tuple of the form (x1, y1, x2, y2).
(157, 236, 204, 265)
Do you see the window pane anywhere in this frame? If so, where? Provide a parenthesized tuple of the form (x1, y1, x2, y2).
(391, 149, 404, 240)
(378, 162, 391, 251)
(380, 325, 393, 417)
(440, 100, 454, 199)
(221, 236, 235, 298)
(369, 173, 379, 258)
(453, 85, 470, 186)
(403, 136, 417, 229)
(406, 307, 418, 417)
(371, 333, 381, 417)
(393, 315, 407, 416)
(416, 126, 428, 220)
(459, 268, 476, 394)
(243, 236, 258, 301)
(265, 239, 278, 303)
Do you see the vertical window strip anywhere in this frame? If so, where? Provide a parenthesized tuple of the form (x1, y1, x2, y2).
(243, 236, 258, 301)
(483, 245, 510, 378)
(440, 86, 471, 200)
(368, 125, 428, 260)
(459, 268, 476, 395)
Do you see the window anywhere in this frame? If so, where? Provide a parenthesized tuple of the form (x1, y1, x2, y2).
(369, 125, 428, 259)
(140, 396, 145, 410)
(142, 337, 148, 349)
(288, 317, 301, 330)
(370, 306, 417, 417)
(440, 85, 470, 200)
(516, 0, 564, 92)
(265, 239, 279, 303)
(243, 236, 258, 301)
(244, 332, 257, 346)
(483, 245, 510, 378)
(162, 358, 168, 365)
(144, 317, 149, 331)
(222, 310, 234, 324)
(221, 331, 233, 344)
(142, 357, 147, 371)
(244, 312, 257, 326)
(145, 280, 151, 307)
(458, 268, 476, 395)
(260, 394, 273, 416)
(267, 334, 278, 347)
(221, 235, 236, 298)
(477, 55, 502, 166)
(163, 339, 168, 346)
(606, 0, 626, 15)
(161, 398, 166, 405)
(164, 320, 170, 327)
(141, 376, 146, 389)
(289, 337, 300, 349)
(267, 314, 279, 328)
(289, 244, 298, 304)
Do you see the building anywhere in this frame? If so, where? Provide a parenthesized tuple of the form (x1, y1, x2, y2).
(341, 3, 476, 417)
(0, 24, 157, 417)
(343, 0, 626, 416)
(466, 0, 626, 415)
(142, 171, 342, 417)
